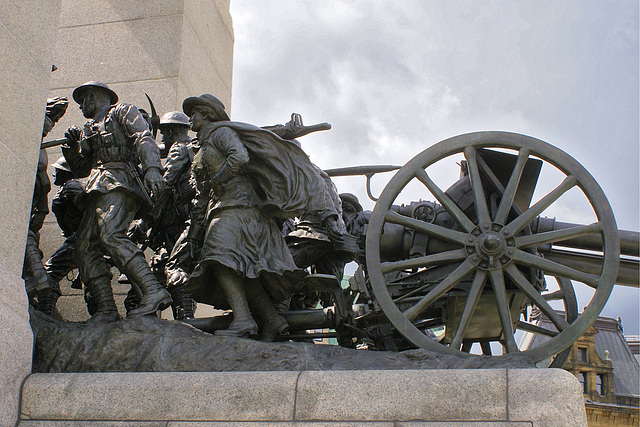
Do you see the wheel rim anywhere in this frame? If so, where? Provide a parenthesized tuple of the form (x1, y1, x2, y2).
(365, 131, 619, 362)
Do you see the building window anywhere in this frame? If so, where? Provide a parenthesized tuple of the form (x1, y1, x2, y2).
(577, 347, 588, 362)
(579, 372, 588, 393)
(596, 374, 605, 396)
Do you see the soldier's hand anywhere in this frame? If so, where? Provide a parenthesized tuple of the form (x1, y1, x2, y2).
(64, 126, 81, 147)
(144, 168, 166, 195)
(323, 215, 344, 245)
(128, 221, 148, 245)
(281, 113, 304, 140)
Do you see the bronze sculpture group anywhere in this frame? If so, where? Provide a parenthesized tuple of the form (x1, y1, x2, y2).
(28, 80, 637, 364)
(30, 81, 352, 340)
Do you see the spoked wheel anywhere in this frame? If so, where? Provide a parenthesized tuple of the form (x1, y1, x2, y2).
(365, 131, 619, 363)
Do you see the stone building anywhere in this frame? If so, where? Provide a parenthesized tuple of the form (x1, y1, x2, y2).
(523, 312, 640, 426)
(626, 335, 640, 364)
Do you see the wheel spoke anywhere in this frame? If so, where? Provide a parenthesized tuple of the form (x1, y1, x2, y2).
(464, 146, 491, 226)
(393, 283, 431, 303)
(504, 264, 570, 331)
(556, 276, 578, 323)
(488, 270, 518, 353)
(494, 148, 529, 224)
(511, 249, 599, 287)
(505, 175, 577, 235)
(515, 222, 603, 249)
(385, 210, 469, 244)
(415, 168, 475, 232)
(516, 321, 559, 337)
(542, 290, 565, 301)
(450, 271, 487, 350)
(404, 258, 475, 322)
(381, 249, 468, 274)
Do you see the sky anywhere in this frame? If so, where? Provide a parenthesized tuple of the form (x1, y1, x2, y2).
(228, 1, 639, 334)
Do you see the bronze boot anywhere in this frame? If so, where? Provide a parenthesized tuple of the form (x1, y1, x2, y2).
(168, 285, 196, 320)
(246, 281, 289, 342)
(123, 255, 172, 318)
(85, 277, 120, 323)
(36, 289, 59, 317)
(212, 265, 257, 337)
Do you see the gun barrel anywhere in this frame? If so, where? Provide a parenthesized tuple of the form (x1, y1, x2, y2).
(40, 137, 69, 150)
(535, 217, 639, 257)
(324, 165, 402, 177)
(544, 248, 639, 288)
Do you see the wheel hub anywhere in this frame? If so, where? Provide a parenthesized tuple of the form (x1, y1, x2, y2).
(465, 224, 515, 270)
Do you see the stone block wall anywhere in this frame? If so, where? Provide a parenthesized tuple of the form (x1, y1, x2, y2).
(17, 369, 588, 426)
(0, 2, 63, 425)
(38, 0, 234, 321)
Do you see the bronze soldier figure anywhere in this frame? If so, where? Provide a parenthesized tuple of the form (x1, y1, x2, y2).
(62, 81, 171, 323)
(42, 157, 84, 314)
(146, 111, 197, 319)
(264, 113, 348, 310)
(23, 97, 69, 316)
(181, 94, 337, 340)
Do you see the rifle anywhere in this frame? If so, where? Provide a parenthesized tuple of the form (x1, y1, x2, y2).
(263, 113, 332, 139)
(40, 137, 70, 150)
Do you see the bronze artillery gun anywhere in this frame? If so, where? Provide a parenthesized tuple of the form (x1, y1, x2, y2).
(190, 130, 640, 365)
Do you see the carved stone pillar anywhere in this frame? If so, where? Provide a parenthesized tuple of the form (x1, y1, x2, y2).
(0, 2, 63, 425)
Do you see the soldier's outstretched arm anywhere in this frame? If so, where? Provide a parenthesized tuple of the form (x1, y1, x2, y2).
(61, 125, 93, 178)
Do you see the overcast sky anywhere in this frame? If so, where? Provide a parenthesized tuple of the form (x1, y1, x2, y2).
(228, 1, 639, 334)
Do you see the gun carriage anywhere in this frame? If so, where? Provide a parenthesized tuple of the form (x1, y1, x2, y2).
(288, 131, 636, 365)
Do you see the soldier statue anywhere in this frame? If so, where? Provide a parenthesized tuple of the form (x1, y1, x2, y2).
(181, 94, 339, 340)
(62, 81, 171, 323)
(23, 97, 69, 316)
(267, 114, 348, 310)
(42, 157, 84, 314)
(138, 111, 198, 319)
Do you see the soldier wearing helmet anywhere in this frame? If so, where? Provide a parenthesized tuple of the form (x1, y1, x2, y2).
(23, 97, 69, 316)
(141, 111, 197, 319)
(159, 111, 196, 205)
(62, 81, 171, 322)
(41, 158, 85, 316)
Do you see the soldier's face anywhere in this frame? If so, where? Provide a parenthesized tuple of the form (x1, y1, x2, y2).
(53, 169, 63, 186)
(79, 92, 96, 118)
(190, 110, 206, 132)
(160, 128, 174, 145)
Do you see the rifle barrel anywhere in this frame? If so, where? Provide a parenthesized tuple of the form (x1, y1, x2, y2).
(40, 137, 69, 149)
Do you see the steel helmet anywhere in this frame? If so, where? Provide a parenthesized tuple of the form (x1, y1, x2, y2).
(52, 157, 72, 173)
(159, 111, 191, 128)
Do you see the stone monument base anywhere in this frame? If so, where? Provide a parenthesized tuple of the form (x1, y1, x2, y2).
(19, 369, 586, 426)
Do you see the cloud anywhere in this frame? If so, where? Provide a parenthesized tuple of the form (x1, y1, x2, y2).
(230, 0, 639, 333)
